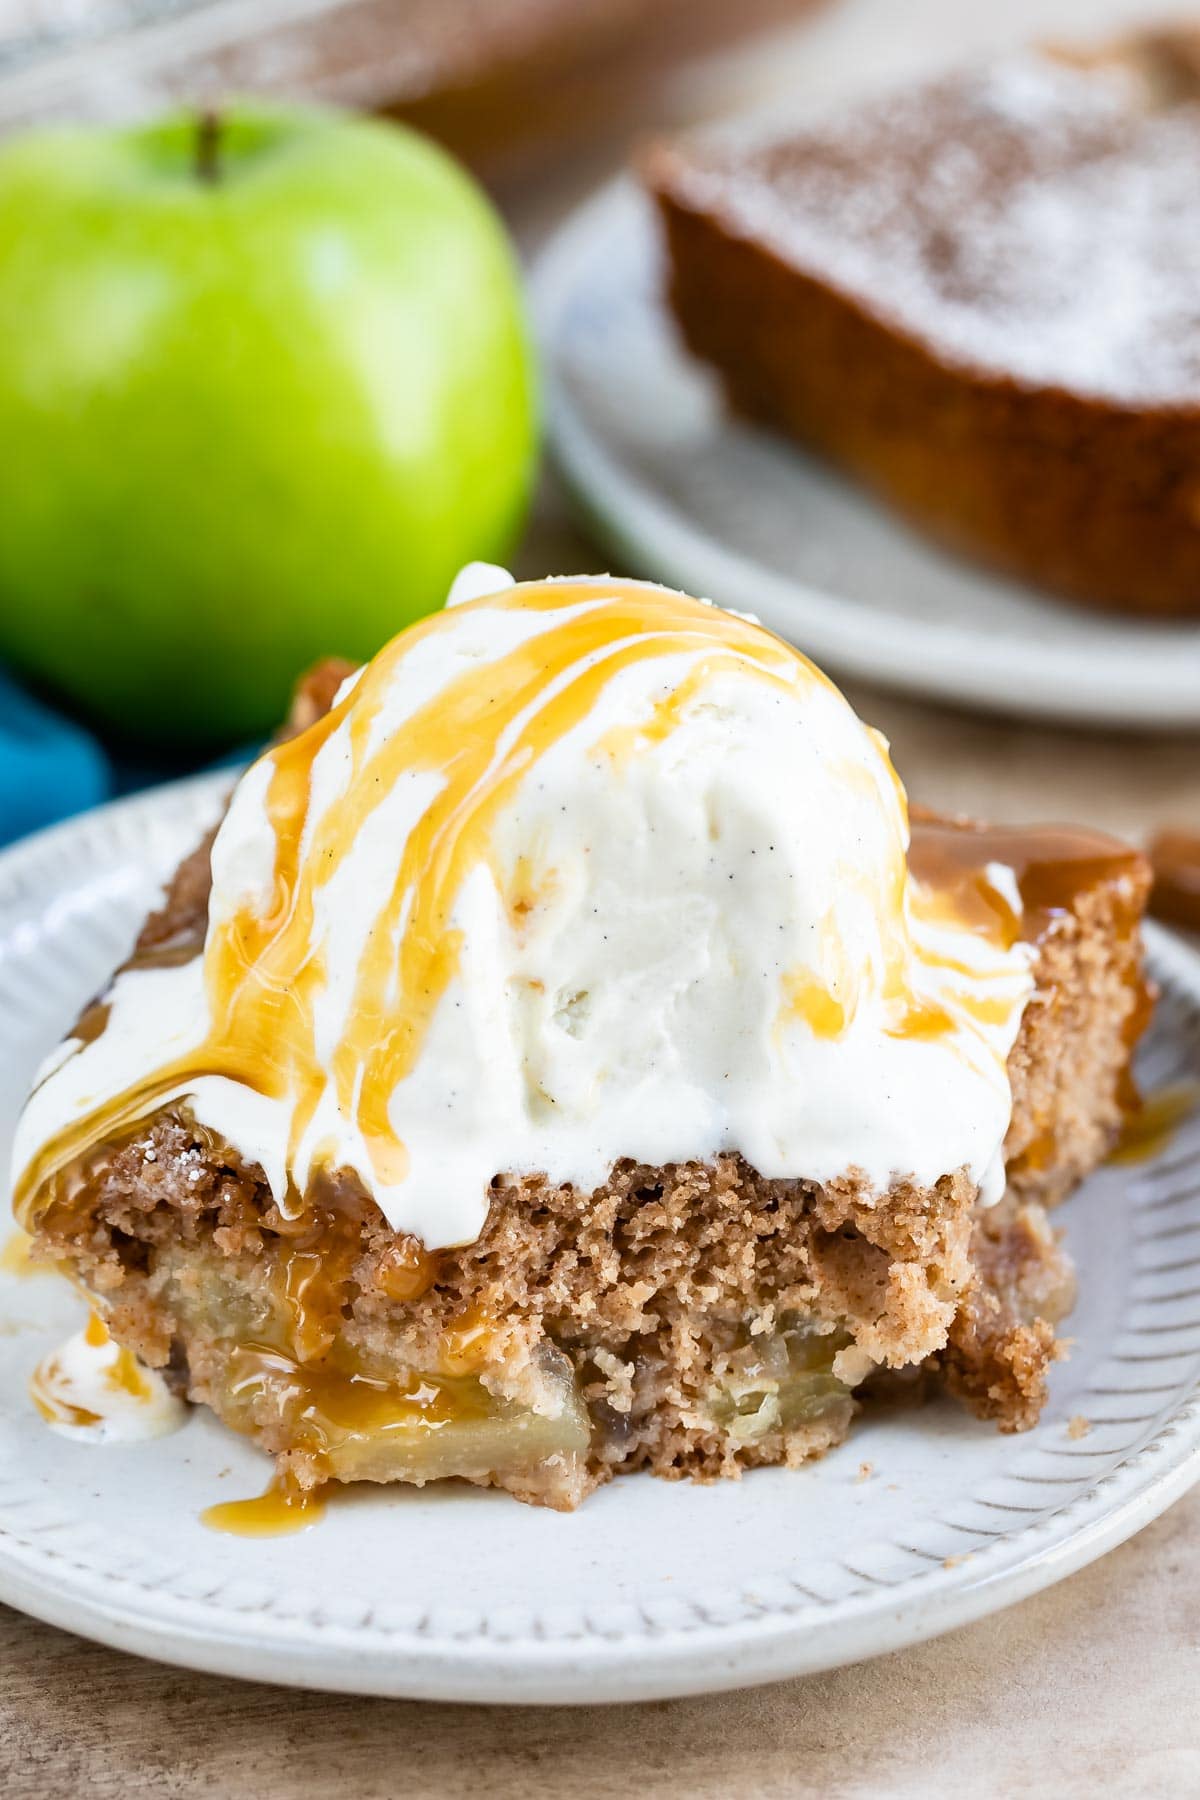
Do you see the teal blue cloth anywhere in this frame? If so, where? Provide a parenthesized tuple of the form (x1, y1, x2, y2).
(0, 669, 255, 847)
(0, 669, 111, 845)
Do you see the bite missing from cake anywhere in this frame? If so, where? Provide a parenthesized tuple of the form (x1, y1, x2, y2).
(11, 569, 1152, 1507)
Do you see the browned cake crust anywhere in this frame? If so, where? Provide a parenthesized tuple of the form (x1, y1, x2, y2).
(940, 1197, 1076, 1432)
(912, 816, 1154, 1207)
(646, 32, 1200, 618)
(23, 678, 1153, 1508)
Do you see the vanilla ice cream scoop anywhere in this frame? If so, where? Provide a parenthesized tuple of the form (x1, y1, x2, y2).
(14, 570, 1033, 1248)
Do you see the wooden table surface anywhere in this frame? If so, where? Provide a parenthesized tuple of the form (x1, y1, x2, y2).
(4, 1, 1200, 1793)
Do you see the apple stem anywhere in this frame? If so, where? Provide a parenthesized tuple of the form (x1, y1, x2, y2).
(195, 107, 221, 183)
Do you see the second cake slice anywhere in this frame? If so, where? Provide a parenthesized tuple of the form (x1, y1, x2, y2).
(646, 33, 1200, 618)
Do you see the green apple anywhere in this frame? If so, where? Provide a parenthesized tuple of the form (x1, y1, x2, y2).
(0, 105, 538, 745)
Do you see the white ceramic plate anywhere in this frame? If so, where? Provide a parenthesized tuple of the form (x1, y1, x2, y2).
(2, 778, 1200, 1703)
(533, 181, 1200, 731)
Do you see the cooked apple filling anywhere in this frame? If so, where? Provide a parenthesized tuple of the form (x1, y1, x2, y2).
(216, 1342, 591, 1487)
(706, 1323, 853, 1443)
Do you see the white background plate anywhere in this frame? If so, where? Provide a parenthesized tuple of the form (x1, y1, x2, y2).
(533, 181, 1200, 731)
(2, 777, 1200, 1703)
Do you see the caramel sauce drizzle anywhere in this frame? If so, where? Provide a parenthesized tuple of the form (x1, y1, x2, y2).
(908, 815, 1149, 944)
(263, 1183, 439, 1357)
(779, 962, 850, 1039)
(911, 813, 1153, 1164)
(199, 1324, 492, 1536)
(775, 824, 1029, 1059)
(210, 1338, 498, 1505)
(1108, 1082, 1200, 1165)
(201, 1473, 326, 1539)
(227, 1342, 492, 1434)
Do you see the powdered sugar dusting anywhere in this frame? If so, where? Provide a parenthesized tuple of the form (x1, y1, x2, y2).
(659, 54, 1200, 406)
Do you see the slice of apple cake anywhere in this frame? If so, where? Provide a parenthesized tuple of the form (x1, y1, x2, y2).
(12, 572, 1151, 1507)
